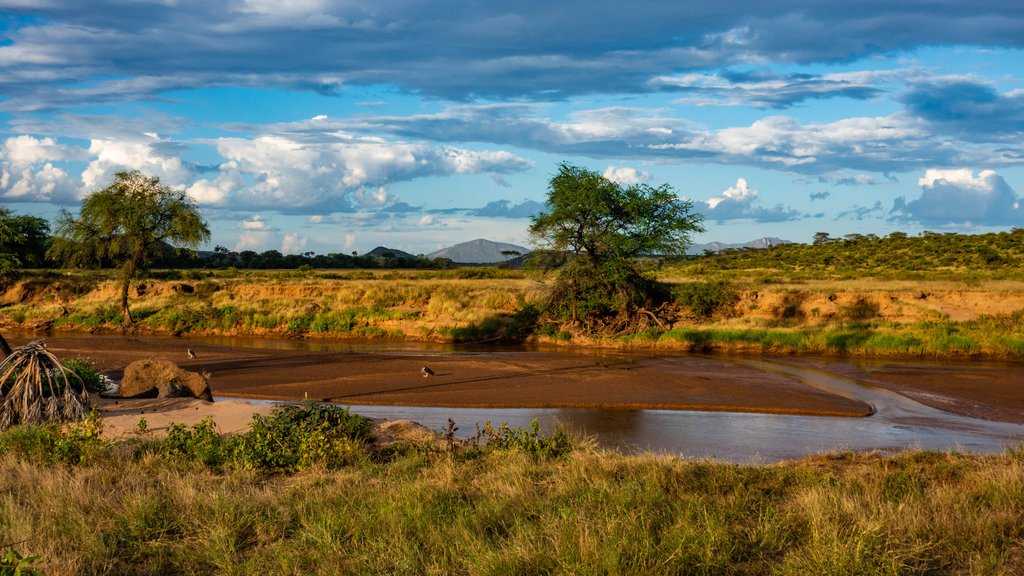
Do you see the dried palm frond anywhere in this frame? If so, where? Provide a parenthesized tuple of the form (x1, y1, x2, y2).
(0, 340, 90, 430)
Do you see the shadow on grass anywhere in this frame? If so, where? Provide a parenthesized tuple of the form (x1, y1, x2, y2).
(825, 328, 874, 352)
(444, 305, 541, 344)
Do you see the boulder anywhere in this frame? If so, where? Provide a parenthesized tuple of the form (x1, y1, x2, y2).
(118, 359, 213, 401)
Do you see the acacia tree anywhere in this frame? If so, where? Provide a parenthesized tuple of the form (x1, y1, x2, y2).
(528, 162, 704, 331)
(48, 170, 210, 325)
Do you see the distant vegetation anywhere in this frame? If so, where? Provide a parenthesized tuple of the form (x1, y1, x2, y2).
(3, 258, 1024, 358)
(3, 169, 1024, 353)
(672, 229, 1024, 280)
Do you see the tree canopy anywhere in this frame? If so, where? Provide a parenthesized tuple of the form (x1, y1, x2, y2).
(48, 170, 210, 325)
(529, 162, 704, 331)
(0, 207, 50, 275)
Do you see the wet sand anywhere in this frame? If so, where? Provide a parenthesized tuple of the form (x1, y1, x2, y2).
(802, 357, 1024, 425)
(37, 336, 869, 415)
(18, 336, 1024, 437)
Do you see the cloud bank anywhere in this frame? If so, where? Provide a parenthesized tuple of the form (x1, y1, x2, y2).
(4, 1, 1024, 105)
(892, 169, 1024, 226)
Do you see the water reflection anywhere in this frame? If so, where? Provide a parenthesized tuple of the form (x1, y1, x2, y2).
(343, 403, 1024, 463)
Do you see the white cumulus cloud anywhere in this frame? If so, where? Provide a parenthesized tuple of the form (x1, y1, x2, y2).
(281, 233, 308, 254)
(891, 168, 1024, 225)
(701, 178, 802, 222)
(82, 136, 193, 190)
(603, 166, 651, 185)
(706, 177, 757, 209)
(187, 134, 531, 213)
(0, 134, 81, 201)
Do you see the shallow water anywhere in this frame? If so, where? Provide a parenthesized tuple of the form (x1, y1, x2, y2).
(343, 355, 1024, 463)
(190, 336, 1024, 463)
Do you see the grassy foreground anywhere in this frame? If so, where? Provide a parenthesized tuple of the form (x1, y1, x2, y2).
(1, 406, 1023, 575)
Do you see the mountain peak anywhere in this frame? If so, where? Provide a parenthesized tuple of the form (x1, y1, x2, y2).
(688, 237, 792, 255)
(426, 239, 530, 263)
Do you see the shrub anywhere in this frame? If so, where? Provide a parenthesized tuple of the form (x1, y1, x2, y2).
(230, 402, 373, 472)
(163, 417, 227, 467)
(62, 358, 113, 394)
(479, 419, 573, 460)
(0, 409, 107, 464)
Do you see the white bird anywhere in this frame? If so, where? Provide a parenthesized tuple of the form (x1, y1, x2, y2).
(187, 348, 197, 359)
(421, 366, 434, 377)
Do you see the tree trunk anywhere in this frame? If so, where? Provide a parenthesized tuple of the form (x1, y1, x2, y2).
(120, 259, 140, 326)
(120, 275, 133, 325)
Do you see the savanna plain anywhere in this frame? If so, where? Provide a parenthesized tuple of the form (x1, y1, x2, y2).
(2, 231, 1024, 574)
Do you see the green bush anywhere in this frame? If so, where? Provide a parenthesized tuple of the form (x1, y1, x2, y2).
(0, 410, 107, 464)
(163, 417, 227, 467)
(480, 419, 573, 460)
(230, 402, 373, 472)
(62, 358, 113, 394)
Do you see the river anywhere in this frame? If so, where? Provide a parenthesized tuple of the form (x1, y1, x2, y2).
(343, 355, 1024, 462)
(24, 334, 1024, 463)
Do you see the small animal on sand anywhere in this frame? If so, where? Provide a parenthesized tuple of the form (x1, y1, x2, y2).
(187, 348, 197, 359)
(421, 366, 434, 377)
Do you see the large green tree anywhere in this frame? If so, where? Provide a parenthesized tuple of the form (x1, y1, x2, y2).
(48, 170, 210, 325)
(529, 162, 704, 331)
(0, 207, 50, 275)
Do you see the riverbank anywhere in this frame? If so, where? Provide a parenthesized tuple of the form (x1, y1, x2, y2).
(3, 271, 1024, 359)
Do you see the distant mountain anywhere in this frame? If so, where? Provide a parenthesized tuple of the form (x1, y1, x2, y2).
(426, 239, 530, 264)
(364, 246, 416, 258)
(687, 237, 792, 255)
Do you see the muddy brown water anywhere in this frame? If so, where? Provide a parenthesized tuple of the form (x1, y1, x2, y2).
(17, 334, 1024, 463)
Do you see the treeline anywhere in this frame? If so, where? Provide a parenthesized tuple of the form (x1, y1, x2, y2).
(163, 246, 450, 271)
(5, 203, 1024, 276)
(683, 229, 1024, 274)
(0, 206, 450, 273)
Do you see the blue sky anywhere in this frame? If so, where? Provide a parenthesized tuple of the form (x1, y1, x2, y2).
(1, 1, 1023, 255)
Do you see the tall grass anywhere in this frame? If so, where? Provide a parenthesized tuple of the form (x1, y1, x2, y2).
(625, 317, 1024, 359)
(0, 415, 1022, 574)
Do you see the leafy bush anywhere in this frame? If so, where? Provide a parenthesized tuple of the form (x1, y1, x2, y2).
(62, 358, 113, 394)
(163, 417, 227, 467)
(479, 419, 573, 460)
(0, 410, 107, 464)
(230, 402, 373, 472)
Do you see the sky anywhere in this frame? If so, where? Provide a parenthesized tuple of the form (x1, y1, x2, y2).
(1, 1, 1023, 255)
